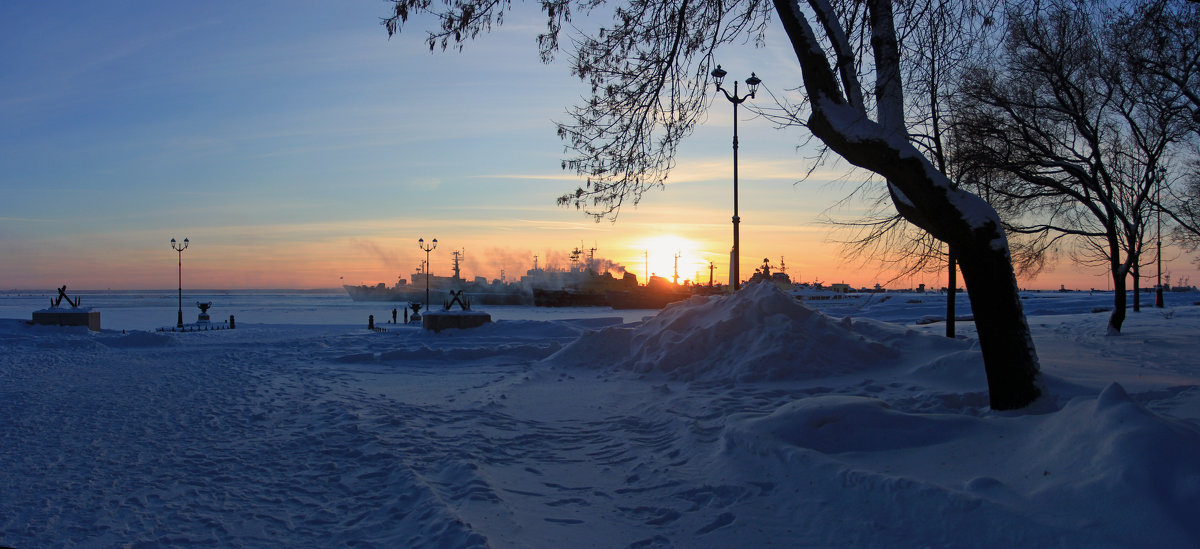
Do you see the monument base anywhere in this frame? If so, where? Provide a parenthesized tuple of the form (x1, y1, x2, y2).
(422, 310, 491, 333)
(32, 308, 101, 332)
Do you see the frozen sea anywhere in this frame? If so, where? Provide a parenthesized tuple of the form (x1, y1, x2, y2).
(2, 289, 664, 331)
(1, 286, 1171, 331)
(2, 285, 1199, 548)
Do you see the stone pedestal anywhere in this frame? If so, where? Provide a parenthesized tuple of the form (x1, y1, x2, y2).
(422, 310, 491, 333)
(32, 308, 101, 331)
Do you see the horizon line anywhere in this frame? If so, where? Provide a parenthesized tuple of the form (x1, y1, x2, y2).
(2, 286, 1165, 294)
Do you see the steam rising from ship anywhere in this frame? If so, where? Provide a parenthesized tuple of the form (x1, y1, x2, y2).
(351, 239, 401, 273)
(469, 248, 533, 283)
(467, 248, 626, 284)
(344, 246, 634, 307)
(348, 243, 628, 292)
(590, 258, 626, 276)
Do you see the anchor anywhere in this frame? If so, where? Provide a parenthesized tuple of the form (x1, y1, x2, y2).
(443, 290, 472, 311)
(51, 285, 81, 308)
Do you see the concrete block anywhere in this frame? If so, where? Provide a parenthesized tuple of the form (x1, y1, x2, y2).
(422, 310, 491, 333)
(32, 308, 101, 331)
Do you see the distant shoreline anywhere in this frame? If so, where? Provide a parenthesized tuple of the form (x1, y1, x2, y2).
(4, 287, 1193, 295)
(1, 288, 345, 295)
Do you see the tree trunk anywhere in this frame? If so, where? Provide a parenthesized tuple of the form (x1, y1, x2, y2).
(1131, 263, 1141, 313)
(946, 249, 956, 338)
(774, 0, 1042, 409)
(956, 239, 1043, 409)
(804, 108, 1044, 410)
(1109, 266, 1127, 335)
(1107, 232, 1128, 335)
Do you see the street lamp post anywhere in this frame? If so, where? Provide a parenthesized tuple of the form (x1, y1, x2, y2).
(1156, 167, 1165, 308)
(711, 65, 761, 291)
(170, 237, 189, 328)
(418, 237, 438, 310)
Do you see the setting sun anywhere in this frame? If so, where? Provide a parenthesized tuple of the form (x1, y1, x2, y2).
(627, 234, 715, 285)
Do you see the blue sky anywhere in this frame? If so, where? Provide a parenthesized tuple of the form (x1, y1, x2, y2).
(2, 1, 1187, 290)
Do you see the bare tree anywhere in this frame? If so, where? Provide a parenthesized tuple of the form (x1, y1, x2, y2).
(1114, 0, 1200, 254)
(955, 0, 1187, 333)
(1115, 0, 1200, 136)
(1171, 163, 1200, 252)
(382, 0, 1044, 409)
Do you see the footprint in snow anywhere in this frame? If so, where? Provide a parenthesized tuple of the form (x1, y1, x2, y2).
(695, 512, 735, 535)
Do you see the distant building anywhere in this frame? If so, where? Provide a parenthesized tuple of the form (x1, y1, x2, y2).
(830, 283, 851, 294)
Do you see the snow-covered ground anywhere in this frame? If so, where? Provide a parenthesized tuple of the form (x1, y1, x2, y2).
(2, 285, 1198, 547)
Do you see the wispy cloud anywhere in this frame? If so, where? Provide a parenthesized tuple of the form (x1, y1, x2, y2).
(475, 173, 580, 181)
(0, 216, 57, 223)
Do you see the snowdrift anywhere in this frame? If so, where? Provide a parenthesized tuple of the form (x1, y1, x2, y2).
(723, 382, 1200, 546)
(550, 282, 947, 381)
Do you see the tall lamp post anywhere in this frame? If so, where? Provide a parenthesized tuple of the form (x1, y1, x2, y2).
(1156, 167, 1165, 308)
(170, 237, 189, 328)
(711, 65, 761, 290)
(418, 237, 437, 310)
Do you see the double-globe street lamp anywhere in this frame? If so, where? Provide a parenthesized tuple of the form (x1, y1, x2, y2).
(418, 237, 438, 310)
(711, 65, 761, 291)
(170, 237, 189, 328)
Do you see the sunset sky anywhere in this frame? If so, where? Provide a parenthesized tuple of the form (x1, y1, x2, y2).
(2, 1, 1194, 291)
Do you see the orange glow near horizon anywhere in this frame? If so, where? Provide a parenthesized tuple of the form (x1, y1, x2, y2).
(3, 216, 1196, 293)
(625, 234, 710, 285)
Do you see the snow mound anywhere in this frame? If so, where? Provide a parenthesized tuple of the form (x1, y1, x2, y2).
(725, 381, 1200, 546)
(549, 283, 902, 382)
(907, 349, 987, 386)
(426, 318, 624, 340)
(99, 330, 178, 348)
(1026, 383, 1200, 525)
(738, 395, 976, 453)
(378, 343, 560, 363)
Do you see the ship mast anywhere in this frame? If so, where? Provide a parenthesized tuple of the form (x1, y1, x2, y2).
(569, 246, 583, 272)
(451, 249, 465, 281)
(673, 251, 681, 285)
